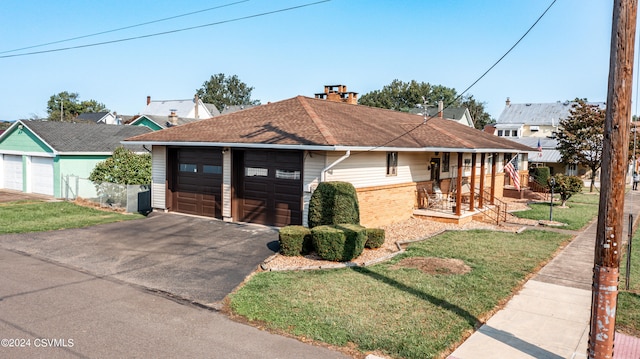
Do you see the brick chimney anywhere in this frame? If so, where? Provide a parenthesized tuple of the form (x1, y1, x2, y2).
(168, 109, 178, 126)
(438, 100, 444, 118)
(315, 85, 358, 105)
(194, 94, 199, 120)
(147, 96, 151, 105)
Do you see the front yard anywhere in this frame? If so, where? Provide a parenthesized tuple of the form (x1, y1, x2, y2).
(229, 230, 570, 359)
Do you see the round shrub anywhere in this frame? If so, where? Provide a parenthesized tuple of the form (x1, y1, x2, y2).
(311, 224, 366, 261)
(365, 228, 385, 249)
(279, 225, 312, 256)
(308, 181, 360, 228)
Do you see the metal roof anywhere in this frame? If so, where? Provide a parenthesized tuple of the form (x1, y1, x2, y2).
(496, 101, 606, 126)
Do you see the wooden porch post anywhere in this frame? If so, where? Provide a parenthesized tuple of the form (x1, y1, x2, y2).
(456, 152, 463, 216)
(479, 153, 485, 208)
(469, 153, 476, 211)
(490, 153, 497, 205)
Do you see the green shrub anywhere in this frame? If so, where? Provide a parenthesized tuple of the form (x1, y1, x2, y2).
(551, 174, 584, 206)
(279, 226, 312, 256)
(529, 167, 551, 188)
(365, 228, 385, 249)
(308, 182, 360, 228)
(311, 224, 366, 261)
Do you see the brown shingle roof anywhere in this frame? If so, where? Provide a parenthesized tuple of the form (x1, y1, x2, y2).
(125, 96, 533, 152)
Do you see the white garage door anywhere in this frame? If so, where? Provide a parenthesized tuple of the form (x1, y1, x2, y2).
(3, 155, 23, 191)
(31, 157, 54, 196)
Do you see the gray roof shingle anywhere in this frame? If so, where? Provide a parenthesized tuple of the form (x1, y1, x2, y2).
(22, 121, 151, 152)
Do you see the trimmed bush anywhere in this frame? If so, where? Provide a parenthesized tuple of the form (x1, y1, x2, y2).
(308, 181, 360, 228)
(365, 228, 385, 249)
(311, 224, 366, 261)
(279, 226, 312, 256)
(529, 167, 551, 188)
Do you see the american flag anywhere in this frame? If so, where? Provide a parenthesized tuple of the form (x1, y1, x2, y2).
(505, 155, 520, 190)
(537, 138, 542, 157)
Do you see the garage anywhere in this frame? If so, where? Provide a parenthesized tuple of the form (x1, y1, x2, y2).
(2, 155, 23, 191)
(235, 150, 302, 227)
(30, 157, 54, 196)
(169, 147, 223, 218)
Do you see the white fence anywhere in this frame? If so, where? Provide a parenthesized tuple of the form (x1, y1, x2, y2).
(62, 175, 151, 214)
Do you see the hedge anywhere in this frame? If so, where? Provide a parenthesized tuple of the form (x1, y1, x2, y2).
(311, 224, 366, 261)
(279, 226, 312, 256)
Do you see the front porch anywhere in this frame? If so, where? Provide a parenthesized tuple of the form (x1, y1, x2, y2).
(414, 187, 508, 225)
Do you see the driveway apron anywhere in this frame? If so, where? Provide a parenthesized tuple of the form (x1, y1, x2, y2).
(0, 212, 279, 306)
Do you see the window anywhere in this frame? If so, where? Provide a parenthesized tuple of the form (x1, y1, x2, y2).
(203, 165, 222, 174)
(497, 130, 503, 136)
(511, 130, 518, 137)
(442, 153, 450, 172)
(245, 167, 268, 177)
(179, 163, 197, 173)
(276, 169, 300, 180)
(386, 152, 398, 176)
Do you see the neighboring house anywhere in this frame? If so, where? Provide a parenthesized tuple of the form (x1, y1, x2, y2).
(129, 114, 194, 131)
(76, 111, 121, 125)
(494, 98, 606, 177)
(409, 102, 475, 128)
(0, 121, 151, 198)
(125, 93, 533, 228)
(141, 95, 219, 119)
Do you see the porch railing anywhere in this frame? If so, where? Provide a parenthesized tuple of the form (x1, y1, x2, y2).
(415, 186, 507, 225)
(478, 188, 507, 225)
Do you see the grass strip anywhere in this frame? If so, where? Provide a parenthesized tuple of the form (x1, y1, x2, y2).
(618, 228, 640, 336)
(0, 201, 142, 234)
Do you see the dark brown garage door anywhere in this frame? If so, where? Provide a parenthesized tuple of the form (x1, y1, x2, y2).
(237, 150, 302, 227)
(171, 148, 222, 218)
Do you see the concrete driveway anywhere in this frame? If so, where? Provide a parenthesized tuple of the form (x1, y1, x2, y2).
(0, 211, 279, 307)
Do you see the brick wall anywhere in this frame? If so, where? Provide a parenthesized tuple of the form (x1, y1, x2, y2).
(356, 183, 417, 227)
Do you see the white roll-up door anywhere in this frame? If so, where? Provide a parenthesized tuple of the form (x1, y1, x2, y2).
(31, 157, 54, 195)
(3, 155, 23, 191)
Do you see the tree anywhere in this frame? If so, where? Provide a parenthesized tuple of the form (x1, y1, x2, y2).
(195, 73, 260, 112)
(550, 173, 583, 207)
(358, 79, 493, 128)
(46, 91, 108, 122)
(89, 147, 151, 185)
(555, 99, 605, 192)
(460, 94, 495, 130)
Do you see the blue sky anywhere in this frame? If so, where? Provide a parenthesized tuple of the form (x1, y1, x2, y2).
(0, 0, 617, 122)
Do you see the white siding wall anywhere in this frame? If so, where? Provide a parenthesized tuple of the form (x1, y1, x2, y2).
(302, 151, 326, 227)
(324, 151, 429, 187)
(222, 150, 232, 220)
(151, 146, 166, 209)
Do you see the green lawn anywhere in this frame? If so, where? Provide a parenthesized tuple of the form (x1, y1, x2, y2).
(229, 230, 570, 359)
(618, 228, 640, 336)
(511, 200, 598, 230)
(0, 201, 143, 234)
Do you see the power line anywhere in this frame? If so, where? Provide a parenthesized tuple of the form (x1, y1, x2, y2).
(0, 1, 250, 55)
(363, 0, 557, 152)
(0, 0, 330, 59)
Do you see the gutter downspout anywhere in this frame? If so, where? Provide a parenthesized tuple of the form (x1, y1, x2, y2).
(321, 150, 350, 182)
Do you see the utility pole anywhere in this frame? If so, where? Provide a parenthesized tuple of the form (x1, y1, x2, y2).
(588, 0, 637, 358)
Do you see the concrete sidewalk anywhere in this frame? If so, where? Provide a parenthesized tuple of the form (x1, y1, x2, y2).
(448, 190, 640, 359)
